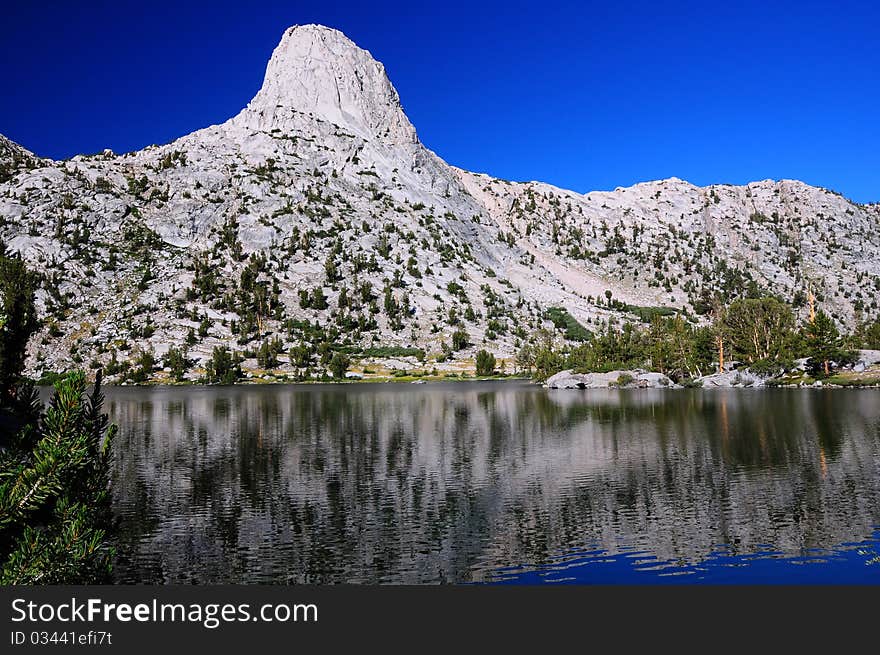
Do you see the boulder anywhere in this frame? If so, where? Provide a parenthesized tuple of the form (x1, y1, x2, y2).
(696, 369, 766, 388)
(545, 369, 677, 389)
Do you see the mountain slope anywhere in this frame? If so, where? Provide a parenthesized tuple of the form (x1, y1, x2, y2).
(0, 134, 39, 184)
(1, 24, 878, 380)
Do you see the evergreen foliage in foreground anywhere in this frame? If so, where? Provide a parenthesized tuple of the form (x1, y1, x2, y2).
(0, 372, 117, 584)
(0, 242, 117, 584)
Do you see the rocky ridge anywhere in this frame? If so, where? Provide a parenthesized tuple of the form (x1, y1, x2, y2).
(1, 24, 878, 381)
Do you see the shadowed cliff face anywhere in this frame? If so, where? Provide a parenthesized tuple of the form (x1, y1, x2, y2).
(106, 384, 880, 583)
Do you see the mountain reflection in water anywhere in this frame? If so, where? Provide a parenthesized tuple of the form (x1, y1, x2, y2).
(106, 383, 880, 583)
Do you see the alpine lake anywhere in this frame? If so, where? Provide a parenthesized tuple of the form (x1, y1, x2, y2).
(105, 381, 880, 584)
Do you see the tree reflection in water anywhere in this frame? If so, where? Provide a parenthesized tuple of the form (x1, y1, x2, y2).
(106, 383, 880, 583)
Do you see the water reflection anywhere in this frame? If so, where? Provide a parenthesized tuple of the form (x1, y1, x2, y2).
(106, 383, 880, 583)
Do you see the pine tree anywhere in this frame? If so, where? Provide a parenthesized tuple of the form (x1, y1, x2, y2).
(533, 338, 564, 382)
(256, 339, 281, 369)
(289, 342, 313, 369)
(451, 329, 470, 351)
(711, 299, 726, 372)
(130, 349, 155, 383)
(722, 297, 794, 364)
(475, 349, 496, 376)
(329, 352, 350, 379)
(164, 347, 190, 382)
(0, 247, 117, 583)
(206, 346, 242, 384)
(310, 287, 328, 310)
(803, 310, 842, 376)
(1, 372, 117, 584)
(324, 255, 339, 282)
(864, 316, 880, 350)
(515, 343, 535, 375)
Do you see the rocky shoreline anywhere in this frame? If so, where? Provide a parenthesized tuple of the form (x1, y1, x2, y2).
(544, 350, 880, 389)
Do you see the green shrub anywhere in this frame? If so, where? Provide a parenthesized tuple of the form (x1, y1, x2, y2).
(625, 305, 678, 323)
(452, 329, 470, 351)
(329, 352, 350, 379)
(544, 307, 591, 342)
(475, 349, 496, 376)
(748, 358, 790, 378)
(206, 346, 242, 384)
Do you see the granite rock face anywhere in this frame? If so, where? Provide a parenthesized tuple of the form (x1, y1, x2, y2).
(696, 370, 767, 388)
(239, 25, 418, 144)
(1, 24, 878, 380)
(545, 370, 677, 389)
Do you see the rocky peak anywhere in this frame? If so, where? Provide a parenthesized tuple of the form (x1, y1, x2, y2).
(237, 24, 417, 144)
(0, 133, 38, 183)
(2, 25, 879, 383)
(0, 133, 33, 161)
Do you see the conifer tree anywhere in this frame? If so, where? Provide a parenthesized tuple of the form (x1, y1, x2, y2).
(329, 352, 350, 379)
(0, 243, 39, 406)
(0, 246, 117, 583)
(1, 372, 117, 583)
(206, 346, 242, 384)
(164, 347, 190, 382)
(803, 310, 843, 376)
(475, 349, 496, 376)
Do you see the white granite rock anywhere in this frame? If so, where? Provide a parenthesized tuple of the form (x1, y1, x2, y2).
(545, 369, 677, 389)
(696, 370, 767, 388)
(2, 25, 878, 381)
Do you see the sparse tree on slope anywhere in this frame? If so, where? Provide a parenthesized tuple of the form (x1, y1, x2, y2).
(164, 346, 190, 382)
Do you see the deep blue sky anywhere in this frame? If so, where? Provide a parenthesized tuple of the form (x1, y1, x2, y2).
(3, 1, 878, 202)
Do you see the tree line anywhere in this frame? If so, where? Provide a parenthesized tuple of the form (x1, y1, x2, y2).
(517, 296, 873, 382)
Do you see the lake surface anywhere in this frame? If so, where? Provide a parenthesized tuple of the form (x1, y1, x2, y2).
(105, 382, 880, 584)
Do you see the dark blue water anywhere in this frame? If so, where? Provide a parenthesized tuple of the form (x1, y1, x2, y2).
(105, 383, 880, 584)
(494, 538, 880, 584)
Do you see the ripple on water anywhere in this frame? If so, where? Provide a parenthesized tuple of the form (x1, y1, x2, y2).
(107, 384, 880, 584)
